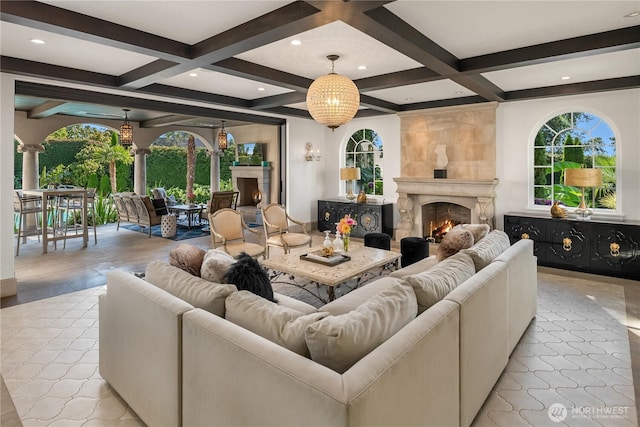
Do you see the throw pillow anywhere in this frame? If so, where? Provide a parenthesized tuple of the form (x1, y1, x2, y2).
(404, 251, 476, 313)
(152, 198, 168, 215)
(462, 229, 511, 271)
(169, 243, 206, 277)
(453, 223, 490, 243)
(145, 260, 237, 317)
(437, 228, 474, 262)
(223, 252, 275, 302)
(225, 291, 326, 357)
(305, 281, 417, 374)
(201, 249, 236, 283)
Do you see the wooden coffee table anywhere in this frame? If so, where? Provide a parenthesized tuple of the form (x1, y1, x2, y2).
(262, 243, 401, 303)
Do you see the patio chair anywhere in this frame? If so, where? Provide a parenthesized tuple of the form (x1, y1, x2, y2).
(152, 187, 177, 207)
(200, 191, 239, 223)
(209, 208, 265, 259)
(261, 203, 311, 259)
(13, 190, 42, 256)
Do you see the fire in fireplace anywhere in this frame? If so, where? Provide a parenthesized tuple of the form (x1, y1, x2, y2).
(422, 202, 471, 243)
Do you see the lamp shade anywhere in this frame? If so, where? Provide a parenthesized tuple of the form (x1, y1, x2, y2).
(306, 55, 360, 130)
(564, 168, 603, 187)
(340, 167, 361, 181)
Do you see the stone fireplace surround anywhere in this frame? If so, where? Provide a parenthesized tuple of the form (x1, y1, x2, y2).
(394, 177, 499, 241)
(230, 166, 271, 208)
(394, 103, 499, 240)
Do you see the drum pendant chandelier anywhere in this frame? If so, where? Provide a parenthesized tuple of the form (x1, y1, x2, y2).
(306, 55, 360, 130)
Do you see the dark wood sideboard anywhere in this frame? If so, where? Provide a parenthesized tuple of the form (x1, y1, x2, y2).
(504, 213, 640, 281)
(318, 199, 394, 238)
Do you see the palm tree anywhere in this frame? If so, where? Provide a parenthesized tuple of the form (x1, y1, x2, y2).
(76, 132, 133, 193)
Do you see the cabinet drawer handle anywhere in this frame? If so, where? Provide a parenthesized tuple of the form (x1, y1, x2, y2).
(324, 212, 330, 221)
(521, 233, 530, 240)
(563, 237, 572, 252)
(365, 216, 371, 226)
(610, 242, 620, 257)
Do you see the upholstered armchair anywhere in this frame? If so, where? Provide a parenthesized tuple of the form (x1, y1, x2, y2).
(209, 208, 265, 259)
(261, 203, 311, 259)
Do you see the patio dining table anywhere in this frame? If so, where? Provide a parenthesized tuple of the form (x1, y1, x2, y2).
(22, 188, 89, 253)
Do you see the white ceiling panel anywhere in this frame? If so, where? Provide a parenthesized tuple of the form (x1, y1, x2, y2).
(0, 21, 155, 75)
(41, 1, 290, 44)
(483, 49, 640, 91)
(366, 80, 476, 105)
(161, 68, 294, 99)
(236, 20, 423, 80)
(386, 1, 640, 59)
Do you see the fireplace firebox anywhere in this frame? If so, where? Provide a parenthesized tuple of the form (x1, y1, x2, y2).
(423, 202, 471, 242)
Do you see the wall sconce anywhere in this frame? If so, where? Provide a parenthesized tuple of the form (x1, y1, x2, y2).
(305, 142, 321, 161)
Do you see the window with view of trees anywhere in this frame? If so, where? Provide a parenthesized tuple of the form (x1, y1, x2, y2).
(533, 112, 617, 210)
(345, 129, 383, 196)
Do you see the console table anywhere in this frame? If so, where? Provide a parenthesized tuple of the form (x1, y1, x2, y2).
(318, 199, 393, 238)
(504, 213, 640, 280)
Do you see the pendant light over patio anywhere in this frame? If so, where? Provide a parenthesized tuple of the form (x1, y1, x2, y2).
(217, 121, 228, 152)
(306, 55, 360, 130)
(119, 109, 133, 147)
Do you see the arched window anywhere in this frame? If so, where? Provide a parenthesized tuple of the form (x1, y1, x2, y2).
(533, 112, 616, 211)
(345, 129, 383, 196)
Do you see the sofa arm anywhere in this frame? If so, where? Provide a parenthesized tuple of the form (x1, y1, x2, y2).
(493, 238, 537, 354)
(444, 262, 509, 427)
(99, 271, 193, 427)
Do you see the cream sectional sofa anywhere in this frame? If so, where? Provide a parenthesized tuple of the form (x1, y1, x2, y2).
(99, 231, 537, 427)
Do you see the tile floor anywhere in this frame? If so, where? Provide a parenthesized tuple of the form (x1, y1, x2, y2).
(3, 223, 639, 426)
(1, 269, 637, 426)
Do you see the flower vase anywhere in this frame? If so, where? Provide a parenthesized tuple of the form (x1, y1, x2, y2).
(343, 233, 350, 253)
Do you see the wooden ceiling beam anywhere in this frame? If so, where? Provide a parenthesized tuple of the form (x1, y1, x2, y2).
(505, 75, 640, 101)
(27, 100, 67, 119)
(461, 26, 640, 74)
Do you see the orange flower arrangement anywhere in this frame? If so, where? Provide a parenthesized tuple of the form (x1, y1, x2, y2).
(337, 214, 357, 235)
(337, 214, 357, 252)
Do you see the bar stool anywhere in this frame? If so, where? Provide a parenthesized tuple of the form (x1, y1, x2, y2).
(13, 190, 42, 256)
(56, 190, 84, 249)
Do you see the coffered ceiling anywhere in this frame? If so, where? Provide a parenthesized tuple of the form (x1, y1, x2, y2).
(1, 0, 639, 130)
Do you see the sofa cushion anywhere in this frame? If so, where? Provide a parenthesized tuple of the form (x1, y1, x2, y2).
(462, 229, 511, 271)
(320, 276, 405, 316)
(151, 198, 168, 215)
(223, 253, 275, 302)
(169, 244, 206, 277)
(305, 281, 417, 374)
(389, 255, 438, 279)
(404, 251, 476, 314)
(142, 195, 159, 218)
(225, 291, 328, 357)
(436, 228, 474, 262)
(145, 260, 236, 317)
(200, 249, 236, 283)
(453, 223, 490, 243)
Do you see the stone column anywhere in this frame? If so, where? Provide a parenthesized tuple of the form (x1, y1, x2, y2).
(208, 150, 221, 192)
(17, 144, 44, 190)
(133, 148, 151, 195)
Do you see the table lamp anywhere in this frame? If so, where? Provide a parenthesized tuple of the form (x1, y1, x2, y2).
(564, 168, 602, 220)
(340, 167, 361, 200)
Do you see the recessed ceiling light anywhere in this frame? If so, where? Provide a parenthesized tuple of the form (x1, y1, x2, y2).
(258, 87, 265, 91)
(454, 91, 464, 95)
(624, 11, 640, 17)
(358, 65, 367, 70)
(290, 39, 302, 46)
(405, 98, 413, 102)
(188, 73, 198, 77)
(561, 76, 571, 80)
(30, 38, 46, 44)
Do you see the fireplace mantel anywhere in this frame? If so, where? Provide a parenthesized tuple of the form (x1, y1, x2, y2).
(393, 177, 499, 240)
